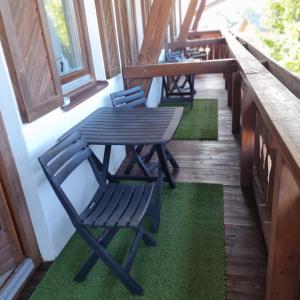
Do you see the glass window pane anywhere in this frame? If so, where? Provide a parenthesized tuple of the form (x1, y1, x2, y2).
(43, 0, 84, 77)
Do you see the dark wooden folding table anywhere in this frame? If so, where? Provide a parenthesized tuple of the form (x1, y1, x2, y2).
(60, 106, 183, 188)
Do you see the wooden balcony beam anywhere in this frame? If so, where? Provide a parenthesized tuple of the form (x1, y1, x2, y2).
(128, 0, 175, 93)
(191, 0, 206, 31)
(178, 0, 199, 40)
(123, 58, 238, 79)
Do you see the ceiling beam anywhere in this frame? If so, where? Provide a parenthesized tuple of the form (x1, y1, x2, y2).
(178, 0, 199, 40)
(191, 0, 206, 31)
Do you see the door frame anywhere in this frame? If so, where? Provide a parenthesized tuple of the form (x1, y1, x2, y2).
(0, 113, 41, 267)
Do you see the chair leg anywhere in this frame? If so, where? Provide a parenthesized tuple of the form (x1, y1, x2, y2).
(128, 146, 151, 178)
(151, 167, 163, 233)
(140, 228, 156, 246)
(156, 144, 176, 188)
(74, 252, 99, 282)
(124, 228, 156, 275)
(74, 228, 117, 282)
(79, 227, 145, 295)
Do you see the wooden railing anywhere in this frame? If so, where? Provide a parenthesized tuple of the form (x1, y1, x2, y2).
(122, 31, 300, 299)
(224, 30, 300, 300)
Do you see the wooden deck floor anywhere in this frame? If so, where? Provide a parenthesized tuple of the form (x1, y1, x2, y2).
(193, 74, 267, 299)
(118, 74, 267, 299)
(18, 74, 267, 300)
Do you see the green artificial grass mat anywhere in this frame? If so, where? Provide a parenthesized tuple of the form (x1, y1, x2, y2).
(160, 99, 218, 140)
(30, 183, 225, 300)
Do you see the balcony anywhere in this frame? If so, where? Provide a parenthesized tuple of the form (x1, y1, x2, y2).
(0, 1, 299, 299)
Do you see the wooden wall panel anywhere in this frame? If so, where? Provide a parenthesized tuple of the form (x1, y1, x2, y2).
(0, 0, 63, 123)
(114, 0, 139, 66)
(114, 0, 132, 67)
(95, 0, 121, 79)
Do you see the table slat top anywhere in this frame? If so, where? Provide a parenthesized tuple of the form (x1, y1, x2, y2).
(60, 107, 183, 145)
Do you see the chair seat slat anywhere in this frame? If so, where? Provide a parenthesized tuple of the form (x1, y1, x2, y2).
(105, 186, 135, 227)
(95, 186, 125, 226)
(117, 185, 145, 227)
(129, 184, 154, 227)
(80, 188, 105, 219)
(83, 184, 117, 225)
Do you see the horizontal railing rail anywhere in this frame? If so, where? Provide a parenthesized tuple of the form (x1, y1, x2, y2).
(123, 59, 237, 79)
(236, 35, 300, 99)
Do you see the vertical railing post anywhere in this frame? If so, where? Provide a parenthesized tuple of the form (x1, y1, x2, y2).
(240, 82, 256, 188)
(227, 73, 233, 107)
(232, 72, 241, 134)
(266, 157, 300, 300)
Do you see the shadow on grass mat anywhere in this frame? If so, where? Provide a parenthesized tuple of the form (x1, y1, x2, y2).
(31, 183, 225, 300)
(160, 99, 218, 140)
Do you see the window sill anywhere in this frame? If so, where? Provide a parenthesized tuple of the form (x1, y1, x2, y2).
(61, 80, 109, 112)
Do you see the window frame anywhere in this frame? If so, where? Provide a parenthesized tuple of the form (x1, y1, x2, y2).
(39, 0, 95, 89)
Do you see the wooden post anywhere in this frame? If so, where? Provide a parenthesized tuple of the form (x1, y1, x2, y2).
(240, 82, 256, 189)
(227, 72, 233, 107)
(266, 157, 300, 300)
(191, 0, 206, 31)
(232, 72, 241, 134)
(178, 0, 198, 40)
(128, 0, 175, 94)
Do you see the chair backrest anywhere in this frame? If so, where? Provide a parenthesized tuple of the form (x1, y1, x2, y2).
(39, 131, 103, 226)
(165, 50, 183, 62)
(110, 85, 147, 108)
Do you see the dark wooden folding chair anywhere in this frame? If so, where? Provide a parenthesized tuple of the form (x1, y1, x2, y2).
(110, 85, 179, 177)
(39, 131, 157, 295)
(162, 51, 195, 108)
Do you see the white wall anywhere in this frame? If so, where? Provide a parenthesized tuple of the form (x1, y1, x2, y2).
(0, 0, 162, 260)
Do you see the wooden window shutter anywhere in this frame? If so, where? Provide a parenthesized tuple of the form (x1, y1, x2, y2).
(114, 0, 139, 66)
(95, 0, 121, 79)
(0, 0, 63, 123)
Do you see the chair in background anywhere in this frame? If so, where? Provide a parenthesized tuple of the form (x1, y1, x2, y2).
(110, 85, 179, 178)
(162, 50, 195, 108)
(39, 131, 157, 295)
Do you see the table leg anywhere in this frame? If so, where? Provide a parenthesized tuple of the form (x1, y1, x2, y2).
(128, 146, 151, 179)
(124, 145, 144, 175)
(155, 144, 175, 188)
(166, 148, 179, 169)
